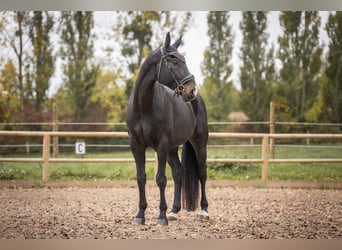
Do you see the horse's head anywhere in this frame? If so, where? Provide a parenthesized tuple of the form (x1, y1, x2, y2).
(156, 32, 197, 102)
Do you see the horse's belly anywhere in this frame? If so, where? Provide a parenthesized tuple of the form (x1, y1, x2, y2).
(169, 132, 194, 147)
(169, 120, 196, 147)
(139, 116, 194, 149)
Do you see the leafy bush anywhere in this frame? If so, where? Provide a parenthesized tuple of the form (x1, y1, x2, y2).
(207, 162, 261, 180)
(0, 166, 28, 180)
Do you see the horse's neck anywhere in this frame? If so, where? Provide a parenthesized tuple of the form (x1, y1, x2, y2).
(132, 67, 157, 111)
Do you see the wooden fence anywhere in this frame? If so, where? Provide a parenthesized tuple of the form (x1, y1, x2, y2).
(0, 131, 342, 182)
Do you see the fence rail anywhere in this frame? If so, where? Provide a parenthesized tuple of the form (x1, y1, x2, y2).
(0, 131, 342, 182)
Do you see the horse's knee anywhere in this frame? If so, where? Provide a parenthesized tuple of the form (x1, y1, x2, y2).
(156, 174, 167, 187)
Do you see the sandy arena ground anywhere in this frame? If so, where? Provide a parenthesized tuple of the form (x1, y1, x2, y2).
(0, 182, 341, 239)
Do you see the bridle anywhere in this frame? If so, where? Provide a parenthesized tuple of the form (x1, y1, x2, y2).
(157, 46, 195, 97)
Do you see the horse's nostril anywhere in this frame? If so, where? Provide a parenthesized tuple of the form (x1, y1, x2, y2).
(189, 88, 197, 100)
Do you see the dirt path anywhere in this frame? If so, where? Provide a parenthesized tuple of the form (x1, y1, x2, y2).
(0, 185, 341, 239)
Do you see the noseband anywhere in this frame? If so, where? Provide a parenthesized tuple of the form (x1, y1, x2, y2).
(157, 47, 195, 97)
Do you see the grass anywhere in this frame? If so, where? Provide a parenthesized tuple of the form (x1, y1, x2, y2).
(0, 145, 341, 181)
(206, 145, 342, 181)
(269, 163, 342, 181)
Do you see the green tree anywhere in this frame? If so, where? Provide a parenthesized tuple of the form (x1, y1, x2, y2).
(59, 11, 99, 120)
(201, 11, 237, 121)
(89, 69, 126, 127)
(28, 11, 55, 111)
(323, 11, 342, 123)
(239, 11, 275, 122)
(1, 11, 30, 104)
(200, 11, 236, 121)
(0, 60, 20, 127)
(113, 11, 192, 98)
(277, 11, 322, 122)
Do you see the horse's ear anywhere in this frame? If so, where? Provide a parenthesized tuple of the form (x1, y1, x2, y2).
(172, 36, 182, 49)
(165, 32, 171, 49)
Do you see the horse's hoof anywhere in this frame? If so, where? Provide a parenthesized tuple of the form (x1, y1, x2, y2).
(157, 218, 168, 226)
(134, 217, 145, 225)
(167, 212, 178, 221)
(198, 210, 209, 220)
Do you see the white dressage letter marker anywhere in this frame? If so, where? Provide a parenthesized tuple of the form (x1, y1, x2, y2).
(75, 142, 86, 154)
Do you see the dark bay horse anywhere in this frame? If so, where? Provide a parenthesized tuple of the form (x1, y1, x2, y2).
(126, 32, 208, 225)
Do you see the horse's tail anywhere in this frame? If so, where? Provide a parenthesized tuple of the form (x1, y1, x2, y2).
(181, 141, 199, 211)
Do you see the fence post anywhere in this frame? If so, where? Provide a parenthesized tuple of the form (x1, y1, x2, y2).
(43, 133, 50, 182)
(262, 135, 269, 182)
(269, 101, 275, 159)
(52, 102, 59, 158)
(26, 141, 30, 155)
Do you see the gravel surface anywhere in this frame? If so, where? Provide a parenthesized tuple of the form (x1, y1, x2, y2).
(0, 185, 341, 239)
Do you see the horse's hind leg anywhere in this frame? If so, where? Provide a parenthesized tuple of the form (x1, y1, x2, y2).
(193, 142, 209, 218)
(167, 148, 182, 220)
(130, 142, 147, 225)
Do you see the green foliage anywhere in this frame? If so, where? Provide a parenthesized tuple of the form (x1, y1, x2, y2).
(304, 85, 324, 122)
(239, 11, 275, 122)
(60, 11, 99, 121)
(201, 11, 237, 121)
(0, 60, 20, 127)
(0, 11, 56, 127)
(28, 11, 55, 111)
(1, 11, 342, 131)
(13, 11, 28, 102)
(89, 69, 127, 125)
(323, 11, 342, 123)
(0, 12, 30, 104)
(0, 163, 42, 180)
(207, 162, 261, 180)
(276, 11, 322, 122)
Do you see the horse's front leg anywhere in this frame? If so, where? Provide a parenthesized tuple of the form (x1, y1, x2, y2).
(156, 143, 168, 225)
(131, 142, 147, 225)
(167, 148, 182, 220)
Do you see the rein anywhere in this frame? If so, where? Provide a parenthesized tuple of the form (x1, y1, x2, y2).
(157, 47, 195, 97)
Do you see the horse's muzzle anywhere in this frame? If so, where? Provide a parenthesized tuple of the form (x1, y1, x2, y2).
(176, 81, 197, 102)
(187, 86, 197, 102)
